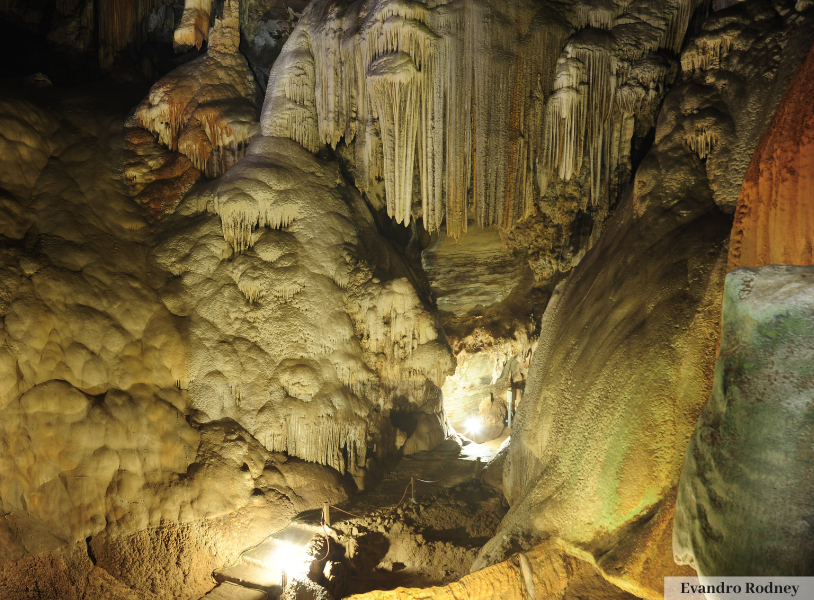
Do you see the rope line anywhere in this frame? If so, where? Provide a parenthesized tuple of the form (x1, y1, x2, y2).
(385, 483, 410, 514)
(415, 462, 470, 484)
(319, 523, 331, 561)
(328, 480, 411, 521)
(327, 506, 367, 519)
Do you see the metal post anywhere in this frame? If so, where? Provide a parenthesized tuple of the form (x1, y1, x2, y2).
(322, 501, 331, 527)
(411, 476, 415, 503)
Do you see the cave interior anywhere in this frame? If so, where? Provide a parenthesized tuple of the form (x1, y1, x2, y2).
(1, 0, 814, 598)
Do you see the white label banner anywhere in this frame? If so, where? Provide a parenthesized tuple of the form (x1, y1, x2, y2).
(666, 577, 814, 600)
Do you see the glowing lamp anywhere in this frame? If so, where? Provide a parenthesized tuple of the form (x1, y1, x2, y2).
(263, 540, 309, 581)
(465, 416, 483, 434)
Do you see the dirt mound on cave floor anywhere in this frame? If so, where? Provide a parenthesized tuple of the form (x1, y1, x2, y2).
(281, 436, 509, 598)
(328, 480, 507, 597)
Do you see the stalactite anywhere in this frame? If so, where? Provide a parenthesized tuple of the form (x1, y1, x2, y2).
(141, 98, 257, 179)
(271, 282, 303, 302)
(367, 54, 424, 226)
(663, 0, 696, 54)
(140, 99, 185, 151)
(681, 31, 734, 74)
(687, 126, 719, 159)
(540, 55, 587, 192)
(97, 0, 161, 70)
(214, 191, 299, 252)
(574, 32, 616, 205)
(263, 0, 698, 239)
(260, 415, 367, 474)
(237, 279, 263, 303)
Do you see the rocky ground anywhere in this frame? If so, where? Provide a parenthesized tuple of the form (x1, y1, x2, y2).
(244, 437, 511, 600)
(329, 479, 507, 597)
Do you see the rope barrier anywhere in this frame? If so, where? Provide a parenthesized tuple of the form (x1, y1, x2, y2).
(415, 462, 470, 484)
(318, 523, 331, 561)
(328, 480, 411, 521)
(385, 482, 411, 514)
(327, 506, 367, 519)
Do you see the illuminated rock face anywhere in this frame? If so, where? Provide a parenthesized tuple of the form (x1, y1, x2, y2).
(674, 266, 814, 577)
(2, 0, 814, 598)
(422, 226, 536, 436)
(728, 45, 814, 269)
(487, 80, 731, 597)
(0, 78, 447, 597)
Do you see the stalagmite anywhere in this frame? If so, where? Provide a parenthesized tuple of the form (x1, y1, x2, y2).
(174, 0, 214, 49)
(137, 0, 261, 178)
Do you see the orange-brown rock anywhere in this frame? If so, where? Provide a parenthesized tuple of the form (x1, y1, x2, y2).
(728, 44, 814, 270)
(344, 539, 637, 600)
(121, 128, 201, 222)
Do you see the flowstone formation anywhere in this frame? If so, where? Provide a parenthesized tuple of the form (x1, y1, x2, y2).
(0, 83, 351, 600)
(674, 266, 814, 577)
(485, 71, 732, 598)
(135, 0, 454, 486)
(261, 0, 710, 455)
(151, 131, 454, 481)
(137, 0, 263, 178)
(2, 0, 814, 596)
(729, 43, 814, 268)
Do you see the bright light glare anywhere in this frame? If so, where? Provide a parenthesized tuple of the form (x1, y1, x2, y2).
(465, 416, 482, 434)
(266, 540, 309, 577)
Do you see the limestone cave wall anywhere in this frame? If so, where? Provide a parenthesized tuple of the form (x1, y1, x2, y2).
(1, 0, 814, 597)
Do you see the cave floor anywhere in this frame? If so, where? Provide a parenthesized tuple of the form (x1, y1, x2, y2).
(332, 431, 508, 521)
(207, 435, 510, 599)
